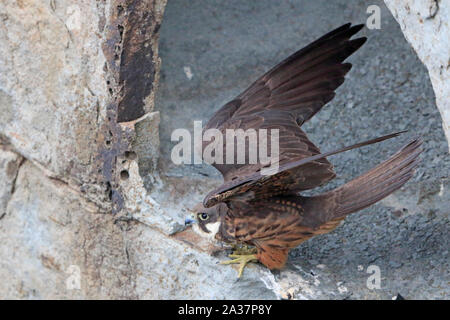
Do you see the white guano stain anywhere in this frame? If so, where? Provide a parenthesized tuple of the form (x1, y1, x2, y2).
(183, 66, 193, 80)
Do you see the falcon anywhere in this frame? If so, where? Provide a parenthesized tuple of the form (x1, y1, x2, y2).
(183, 23, 422, 277)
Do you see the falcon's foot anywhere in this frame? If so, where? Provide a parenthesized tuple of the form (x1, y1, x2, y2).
(220, 247, 258, 278)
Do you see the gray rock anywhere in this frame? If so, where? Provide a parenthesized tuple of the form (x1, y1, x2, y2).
(0, 147, 22, 219)
(0, 161, 276, 299)
(0, 0, 113, 208)
(384, 0, 450, 150)
(0, 161, 133, 299)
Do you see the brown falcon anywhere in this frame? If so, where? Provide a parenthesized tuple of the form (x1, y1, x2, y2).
(184, 23, 422, 277)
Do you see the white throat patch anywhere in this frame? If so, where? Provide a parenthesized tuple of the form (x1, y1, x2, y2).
(192, 221, 221, 240)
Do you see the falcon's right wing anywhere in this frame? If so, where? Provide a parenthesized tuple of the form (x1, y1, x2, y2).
(200, 23, 367, 197)
(204, 23, 366, 131)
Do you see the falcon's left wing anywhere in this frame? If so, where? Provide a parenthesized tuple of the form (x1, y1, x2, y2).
(203, 131, 404, 208)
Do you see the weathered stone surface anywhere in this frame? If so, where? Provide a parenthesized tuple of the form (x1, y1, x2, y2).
(0, 0, 174, 299)
(0, 0, 166, 211)
(0, 147, 22, 219)
(132, 111, 161, 178)
(384, 0, 450, 149)
(101, 0, 166, 213)
(0, 161, 134, 299)
(0, 0, 111, 207)
(0, 160, 276, 299)
(125, 225, 276, 299)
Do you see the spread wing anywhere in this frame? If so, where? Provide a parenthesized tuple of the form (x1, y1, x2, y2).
(210, 110, 334, 184)
(204, 23, 366, 132)
(203, 132, 404, 208)
(201, 23, 366, 206)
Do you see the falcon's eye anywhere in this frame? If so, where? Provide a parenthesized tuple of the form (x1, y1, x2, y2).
(199, 213, 209, 221)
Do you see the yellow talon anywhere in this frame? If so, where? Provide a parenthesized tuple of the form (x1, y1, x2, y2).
(220, 253, 258, 278)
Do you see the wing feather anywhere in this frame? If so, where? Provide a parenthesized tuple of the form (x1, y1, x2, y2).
(203, 132, 405, 207)
(201, 23, 367, 204)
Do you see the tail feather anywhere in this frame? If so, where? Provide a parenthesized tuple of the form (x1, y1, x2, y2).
(301, 138, 422, 222)
(337, 146, 420, 213)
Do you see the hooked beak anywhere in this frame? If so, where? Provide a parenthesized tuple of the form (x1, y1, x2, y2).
(184, 213, 196, 226)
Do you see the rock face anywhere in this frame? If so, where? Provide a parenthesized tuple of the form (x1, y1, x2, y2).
(0, 0, 166, 212)
(0, 0, 111, 208)
(0, 0, 448, 299)
(0, 160, 274, 299)
(0, 0, 276, 300)
(0, 147, 22, 219)
(0, 161, 134, 299)
(384, 0, 450, 149)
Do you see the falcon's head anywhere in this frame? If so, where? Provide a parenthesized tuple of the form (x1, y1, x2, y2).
(185, 202, 227, 240)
